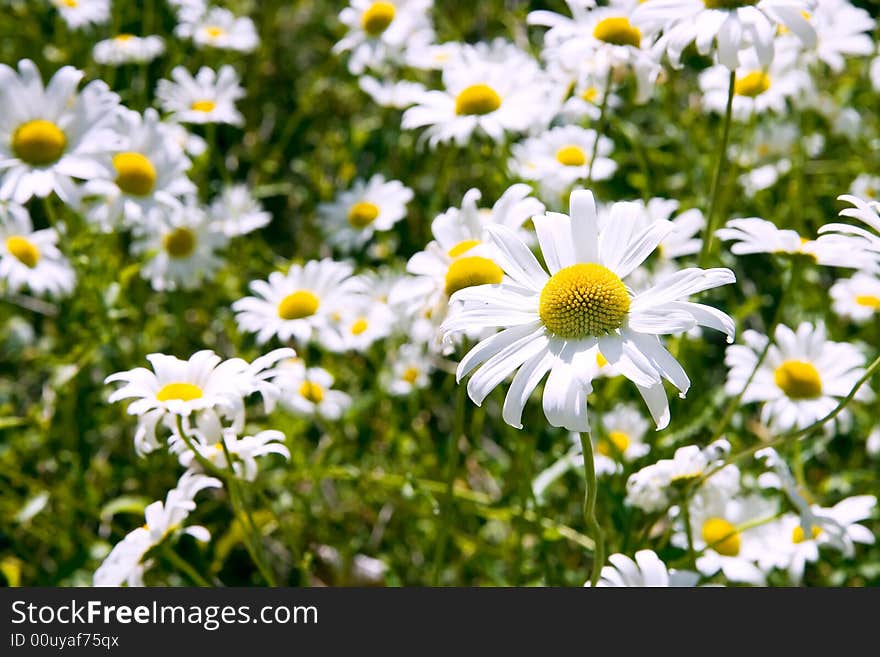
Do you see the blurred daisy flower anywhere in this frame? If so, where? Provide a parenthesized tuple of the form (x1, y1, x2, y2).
(816, 195, 880, 272)
(325, 297, 395, 353)
(156, 65, 245, 126)
(209, 184, 272, 237)
(105, 348, 293, 455)
(175, 7, 259, 53)
(699, 40, 811, 122)
(233, 259, 366, 346)
(93, 34, 166, 66)
(358, 76, 426, 109)
(82, 108, 195, 230)
(131, 202, 227, 292)
(383, 342, 434, 396)
(334, 0, 435, 74)
(0, 202, 74, 297)
(849, 175, 880, 206)
(510, 125, 616, 199)
(402, 41, 552, 147)
(51, 0, 109, 29)
(404, 40, 464, 71)
(830, 273, 880, 323)
(587, 550, 700, 587)
(273, 361, 352, 420)
(632, 0, 817, 70)
(592, 404, 651, 475)
(441, 190, 735, 432)
(790, 0, 875, 73)
(631, 199, 705, 261)
(725, 322, 871, 432)
(0, 59, 122, 204)
(94, 471, 220, 587)
(318, 174, 413, 253)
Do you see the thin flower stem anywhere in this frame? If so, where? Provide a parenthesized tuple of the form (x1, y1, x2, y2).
(161, 543, 212, 587)
(680, 498, 697, 567)
(430, 383, 465, 586)
(698, 70, 736, 268)
(585, 68, 614, 185)
(579, 432, 605, 586)
(692, 352, 880, 489)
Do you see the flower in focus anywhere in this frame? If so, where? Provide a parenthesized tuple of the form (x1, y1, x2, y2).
(156, 65, 245, 126)
(442, 190, 735, 431)
(0, 59, 122, 204)
(0, 202, 75, 297)
(233, 259, 366, 346)
(724, 322, 871, 432)
(318, 174, 413, 253)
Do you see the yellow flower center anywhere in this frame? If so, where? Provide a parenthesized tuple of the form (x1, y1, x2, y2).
(361, 1, 396, 36)
(156, 382, 203, 402)
(348, 201, 380, 228)
(6, 236, 41, 268)
(402, 367, 420, 384)
(581, 86, 599, 103)
(792, 524, 822, 544)
(205, 26, 226, 38)
(455, 84, 502, 116)
(597, 431, 630, 457)
(163, 227, 196, 259)
(299, 380, 325, 404)
(703, 0, 758, 8)
(596, 351, 608, 368)
(12, 119, 67, 166)
(278, 290, 320, 320)
(62, 0, 78, 7)
(701, 517, 741, 556)
(448, 239, 480, 258)
(592, 17, 641, 48)
(855, 294, 880, 309)
(734, 71, 771, 98)
(113, 152, 157, 196)
(115, 33, 134, 42)
(350, 318, 369, 335)
(555, 144, 587, 167)
(191, 100, 216, 113)
(539, 263, 630, 338)
(444, 256, 504, 297)
(774, 360, 822, 400)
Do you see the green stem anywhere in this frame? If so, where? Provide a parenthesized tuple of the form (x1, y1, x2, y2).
(579, 432, 605, 587)
(680, 499, 697, 567)
(698, 70, 736, 268)
(430, 383, 465, 586)
(161, 543, 212, 587)
(586, 68, 613, 185)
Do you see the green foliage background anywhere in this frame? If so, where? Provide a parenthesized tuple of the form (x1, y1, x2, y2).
(1, 0, 878, 586)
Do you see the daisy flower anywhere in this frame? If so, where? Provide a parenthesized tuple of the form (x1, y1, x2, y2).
(816, 194, 880, 272)
(318, 174, 413, 252)
(333, 0, 435, 74)
(699, 40, 812, 122)
(587, 550, 700, 587)
(209, 184, 272, 237)
(172, 418, 289, 482)
(724, 322, 871, 432)
(325, 298, 395, 353)
(131, 203, 227, 292)
(509, 125, 616, 199)
(402, 41, 552, 147)
(0, 202, 75, 297)
(830, 273, 880, 323)
(593, 404, 651, 474)
(358, 76, 426, 109)
(0, 59, 122, 204)
(631, 0, 817, 70)
(403, 40, 465, 71)
(93, 34, 166, 66)
(82, 108, 195, 230)
(441, 190, 736, 432)
(793, 0, 875, 73)
(715, 217, 872, 268)
(849, 175, 880, 206)
(383, 342, 434, 396)
(684, 492, 778, 585)
(51, 0, 109, 29)
(273, 361, 352, 420)
(94, 471, 220, 586)
(105, 348, 294, 454)
(175, 7, 259, 53)
(156, 66, 245, 126)
(233, 259, 366, 346)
